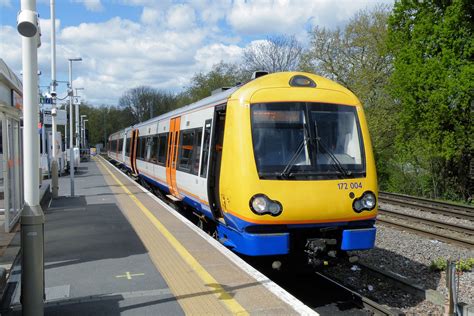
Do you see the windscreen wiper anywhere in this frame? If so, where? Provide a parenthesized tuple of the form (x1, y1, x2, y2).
(312, 123, 352, 178)
(280, 138, 306, 178)
(314, 138, 352, 177)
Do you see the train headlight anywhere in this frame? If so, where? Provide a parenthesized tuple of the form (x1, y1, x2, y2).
(250, 194, 283, 216)
(352, 191, 376, 213)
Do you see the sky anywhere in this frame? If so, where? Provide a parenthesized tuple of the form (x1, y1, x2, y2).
(1, 0, 392, 106)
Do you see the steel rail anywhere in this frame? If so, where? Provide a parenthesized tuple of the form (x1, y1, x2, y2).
(380, 192, 474, 212)
(378, 208, 474, 236)
(316, 272, 400, 315)
(379, 193, 474, 221)
(377, 216, 474, 249)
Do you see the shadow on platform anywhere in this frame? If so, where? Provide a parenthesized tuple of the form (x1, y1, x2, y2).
(43, 197, 148, 270)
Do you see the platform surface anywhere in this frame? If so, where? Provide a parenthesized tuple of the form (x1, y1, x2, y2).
(3, 157, 314, 315)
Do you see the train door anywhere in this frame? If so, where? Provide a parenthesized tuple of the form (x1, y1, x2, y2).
(131, 129, 139, 175)
(208, 106, 226, 221)
(166, 117, 181, 198)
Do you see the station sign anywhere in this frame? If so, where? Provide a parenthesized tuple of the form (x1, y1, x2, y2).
(43, 109, 67, 126)
(40, 96, 53, 104)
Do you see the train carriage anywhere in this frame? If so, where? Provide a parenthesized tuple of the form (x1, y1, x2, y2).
(108, 72, 378, 266)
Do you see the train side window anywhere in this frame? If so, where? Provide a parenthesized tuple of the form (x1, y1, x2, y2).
(145, 137, 153, 161)
(125, 138, 131, 156)
(138, 137, 146, 160)
(192, 129, 203, 176)
(177, 130, 195, 173)
(118, 139, 123, 154)
(157, 134, 168, 165)
(149, 136, 158, 163)
(200, 120, 212, 178)
(137, 137, 142, 159)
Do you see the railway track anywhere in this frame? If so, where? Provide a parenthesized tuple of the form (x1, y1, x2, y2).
(106, 157, 398, 315)
(377, 214, 474, 249)
(377, 192, 474, 248)
(378, 208, 474, 236)
(314, 272, 399, 315)
(379, 191, 474, 221)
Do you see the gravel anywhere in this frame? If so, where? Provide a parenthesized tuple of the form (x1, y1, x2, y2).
(326, 216, 474, 315)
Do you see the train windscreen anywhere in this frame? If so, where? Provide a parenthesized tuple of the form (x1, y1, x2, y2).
(251, 102, 366, 180)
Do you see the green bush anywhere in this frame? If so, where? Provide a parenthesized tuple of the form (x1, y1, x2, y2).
(430, 258, 474, 272)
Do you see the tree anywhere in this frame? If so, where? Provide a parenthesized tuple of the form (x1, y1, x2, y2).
(183, 62, 246, 103)
(301, 5, 396, 188)
(118, 86, 155, 123)
(243, 35, 303, 73)
(118, 86, 180, 122)
(388, 0, 473, 200)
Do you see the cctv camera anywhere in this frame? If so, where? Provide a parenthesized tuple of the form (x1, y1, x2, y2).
(17, 10, 38, 37)
(51, 91, 57, 97)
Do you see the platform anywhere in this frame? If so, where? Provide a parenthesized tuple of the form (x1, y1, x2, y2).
(1, 157, 315, 315)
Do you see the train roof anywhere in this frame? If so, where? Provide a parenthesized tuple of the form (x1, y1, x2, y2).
(116, 71, 358, 135)
(131, 85, 240, 130)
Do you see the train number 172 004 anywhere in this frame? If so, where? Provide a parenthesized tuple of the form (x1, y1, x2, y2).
(337, 182, 363, 190)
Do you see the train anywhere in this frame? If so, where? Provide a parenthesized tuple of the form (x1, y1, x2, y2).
(107, 71, 378, 267)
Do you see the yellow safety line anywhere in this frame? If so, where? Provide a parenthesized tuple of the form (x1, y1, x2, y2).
(96, 157, 248, 315)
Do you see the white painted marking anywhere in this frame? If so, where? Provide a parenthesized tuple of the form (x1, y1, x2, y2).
(102, 157, 318, 316)
(46, 284, 70, 300)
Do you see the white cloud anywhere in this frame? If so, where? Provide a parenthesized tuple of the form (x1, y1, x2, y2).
(72, 0, 104, 12)
(194, 43, 243, 71)
(227, 0, 393, 35)
(166, 4, 196, 30)
(140, 7, 162, 26)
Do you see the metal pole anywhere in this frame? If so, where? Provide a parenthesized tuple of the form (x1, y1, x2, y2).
(50, 0, 58, 198)
(74, 88, 83, 149)
(80, 115, 86, 148)
(83, 120, 88, 148)
(64, 103, 67, 151)
(75, 97, 79, 149)
(17, 0, 45, 314)
(68, 60, 75, 196)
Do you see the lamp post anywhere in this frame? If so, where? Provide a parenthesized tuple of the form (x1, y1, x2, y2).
(17, 0, 45, 314)
(80, 114, 86, 148)
(83, 119, 88, 149)
(75, 87, 84, 149)
(68, 57, 81, 197)
(50, 0, 59, 198)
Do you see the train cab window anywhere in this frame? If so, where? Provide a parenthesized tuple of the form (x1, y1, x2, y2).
(157, 134, 168, 165)
(200, 120, 212, 178)
(251, 102, 366, 179)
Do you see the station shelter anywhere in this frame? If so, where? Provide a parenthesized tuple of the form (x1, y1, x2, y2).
(0, 58, 24, 233)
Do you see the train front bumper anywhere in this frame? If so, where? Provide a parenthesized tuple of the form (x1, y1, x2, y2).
(217, 222, 377, 256)
(341, 228, 376, 250)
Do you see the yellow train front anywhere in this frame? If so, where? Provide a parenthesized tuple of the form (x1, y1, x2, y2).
(216, 72, 378, 265)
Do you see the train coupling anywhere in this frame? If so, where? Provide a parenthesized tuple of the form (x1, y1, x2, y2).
(305, 238, 337, 268)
